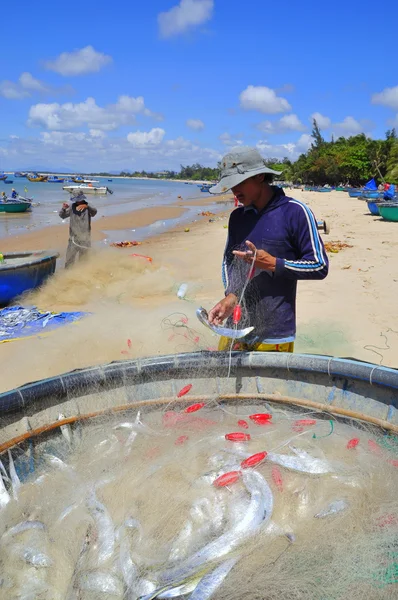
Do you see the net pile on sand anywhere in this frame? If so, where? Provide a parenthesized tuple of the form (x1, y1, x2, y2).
(0, 398, 398, 599)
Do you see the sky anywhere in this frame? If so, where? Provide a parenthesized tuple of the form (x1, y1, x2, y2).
(1, 0, 398, 172)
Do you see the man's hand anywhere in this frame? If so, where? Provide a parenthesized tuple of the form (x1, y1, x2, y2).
(233, 240, 276, 272)
(75, 204, 87, 212)
(62, 202, 69, 209)
(208, 293, 238, 325)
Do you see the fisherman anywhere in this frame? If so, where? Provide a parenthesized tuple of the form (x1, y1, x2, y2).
(59, 191, 97, 268)
(11, 188, 18, 199)
(208, 146, 329, 353)
(1, 192, 7, 202)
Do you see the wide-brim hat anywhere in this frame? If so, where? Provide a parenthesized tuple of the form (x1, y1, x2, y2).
(72, 190, 87, 201)
(209, 146, 283, 194)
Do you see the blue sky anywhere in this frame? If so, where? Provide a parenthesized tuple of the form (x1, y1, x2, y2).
(1, 0, 398, 172)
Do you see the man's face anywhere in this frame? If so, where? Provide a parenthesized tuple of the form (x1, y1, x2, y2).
(231, 175, 264, 207)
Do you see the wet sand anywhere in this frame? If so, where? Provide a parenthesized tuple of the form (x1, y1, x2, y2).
(1, 189, 397, 393)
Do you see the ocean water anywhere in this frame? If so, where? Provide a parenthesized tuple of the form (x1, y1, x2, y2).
(0, 178, 215, 240)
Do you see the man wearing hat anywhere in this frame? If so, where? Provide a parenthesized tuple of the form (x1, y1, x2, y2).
(59, 191, 97, 268)
(208, 146, 328, 352)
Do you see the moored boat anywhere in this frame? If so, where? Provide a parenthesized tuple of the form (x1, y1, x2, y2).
(0, 250, 59, 306)
(63, 184, 111, 194)
(4, 180, 13, 184)
(47, 175, 65, 183)
(14, 172, 27, 178)
(26, 173, 48, 182)
(379, 203, 398, 222)
(0, 200, 32, 213)
(0, 172, 7, 181)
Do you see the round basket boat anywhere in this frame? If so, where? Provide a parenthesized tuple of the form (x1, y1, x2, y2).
(0, 250, 59, 306)
(379, 203, 398, 222)
(367, 200, 380, 216)
(1, 352, 398, 452)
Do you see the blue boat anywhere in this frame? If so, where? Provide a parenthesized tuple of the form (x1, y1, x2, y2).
(348, 189, 362, 197)
(47, 175, 65, 183)
(367, 201, 380, 216)
(14, 172, 26, 178)
(0, 172, 7, 181)
(0, 251, 59, 306)
(4, 180, 13, 184)
(200, 186, 211, 193)
(361, 191, 381, 200)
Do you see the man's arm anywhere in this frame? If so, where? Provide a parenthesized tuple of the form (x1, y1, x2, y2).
(59, 206, 71, 219)
(275, 201, 329, 280)
(88, 205, 97, 217)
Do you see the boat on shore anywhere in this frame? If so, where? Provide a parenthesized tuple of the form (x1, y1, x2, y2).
(0, 250, 59, 306)
(27, 173, 48, 182)
(63, 184, 112, 195)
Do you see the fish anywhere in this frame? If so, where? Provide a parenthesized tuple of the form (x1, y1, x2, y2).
(189, 558, 237, 600)
(157, 575, 203, 598)
(86, 490, 115, 565)
(118, 519, 142, 591)
(196, 307, 254, 340)
(10, 543, 53, 568)
(160, 470, 273, 583)
(315, 499, 349, 518)
(8, 450, 21, 499)
(0, 472, 10, 509)
(78, 571, 124, 596)
(58, 413, 73, 445)
(267, 448, 333, 475)
(1, 520, 45, 541)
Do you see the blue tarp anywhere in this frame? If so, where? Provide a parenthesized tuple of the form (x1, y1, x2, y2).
(384, 184, 396, 200)
(0, 306, 87, 343)
(364, 178, 377, 191)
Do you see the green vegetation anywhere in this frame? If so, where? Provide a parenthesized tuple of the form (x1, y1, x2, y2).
(277, 122, 398, 186)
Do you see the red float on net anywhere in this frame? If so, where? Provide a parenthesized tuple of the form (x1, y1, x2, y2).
(347, 438, 360, 449)
(241, 452, 268, 469)
(238, 419, 249, 429)
(177, 384, 193, 398)
(249, 413, 272, 425)
(225, 432, 251, 442)
(213, 471, 241, 487)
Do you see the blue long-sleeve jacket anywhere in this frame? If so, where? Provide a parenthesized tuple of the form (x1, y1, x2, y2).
(222, 187, 329, 344)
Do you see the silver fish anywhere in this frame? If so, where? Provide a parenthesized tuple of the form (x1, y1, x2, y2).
(161, 470, 273, 583)
(1, 520, 45, 541)
(0, 472, 10, 509)
(8, 450, 21, 499)
(189, 558, 237, 599)
(267, 449, 333, 474)
(11, 544, 53, 568)
(86, 490, 115, 565)
(315, 499, 349, 518)
(78, 571, 124, 596)
(157, 576, 203, 598)
(58, 413, 73, 445)
(196, 307, 254, 340)
(118, 519, 142, 591)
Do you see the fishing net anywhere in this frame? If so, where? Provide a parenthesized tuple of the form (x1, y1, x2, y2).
(0, 373, 398, 600)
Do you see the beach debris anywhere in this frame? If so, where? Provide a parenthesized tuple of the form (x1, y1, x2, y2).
(177, 283, 188, 299)
(324, 241, 353, 253)
(184, 228, 190, 232)
(199, 211, 215, 217)
(342, 265, 351, 269)
(130, 253, 152, 262)
(110, 241, 142, 247)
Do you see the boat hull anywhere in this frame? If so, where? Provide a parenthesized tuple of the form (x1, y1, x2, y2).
(367, 201, 380, 216)
(27, 176, 47, 182)
(0, 251, 59, 306)
(63, 185, 108, 194)
(379, 205, 398, 222)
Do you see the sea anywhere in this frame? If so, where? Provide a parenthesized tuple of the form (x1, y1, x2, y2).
(0, 177, 225, 242)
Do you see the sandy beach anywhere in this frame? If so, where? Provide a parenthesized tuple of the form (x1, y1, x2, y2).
(1, 189, 397, 393)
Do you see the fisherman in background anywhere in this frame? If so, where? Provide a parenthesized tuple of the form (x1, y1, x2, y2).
(59, 191, 97, 268)
(208, 146, 329, 353)
(11, 189, 18, 199)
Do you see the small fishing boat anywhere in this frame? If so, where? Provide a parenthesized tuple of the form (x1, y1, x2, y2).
(73, 177, 99, 184)
(379, 203, 398, 222)
(14, 172, 26, 178)
(0, 250, 59, 306)
(26, 173, 47, 182)
(108, 179, 113, 182)
(0, 200, 32, 213)
(360, 191, 381, 200)
(47, 175, 65, 183)
(367, 200, 380, 216)
(63, 184, 112, 195)
(4, 180, 13, 184)
(0, 172, 7, 181)
(348, 189, 362, 198)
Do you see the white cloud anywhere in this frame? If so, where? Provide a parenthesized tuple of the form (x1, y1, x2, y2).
(127, 128, 166, 147)
(311, 112, 331, 129)
(0, 72, 68, 100)
(256, 132, 312, 160)
(0, 131, 221, 172)
(332, 116, 374, 137)
(28, 95, 161, 131)
(45, 45, 112, 76)
(371, 86, 398, 110)
(186, 118, 205, 130)
(158, 0, 213, 38)
(240, 85, 291, 114)
(219, 132, 243, 146)
(296, 133, 312, 152)
(257, 114, 306, 134)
